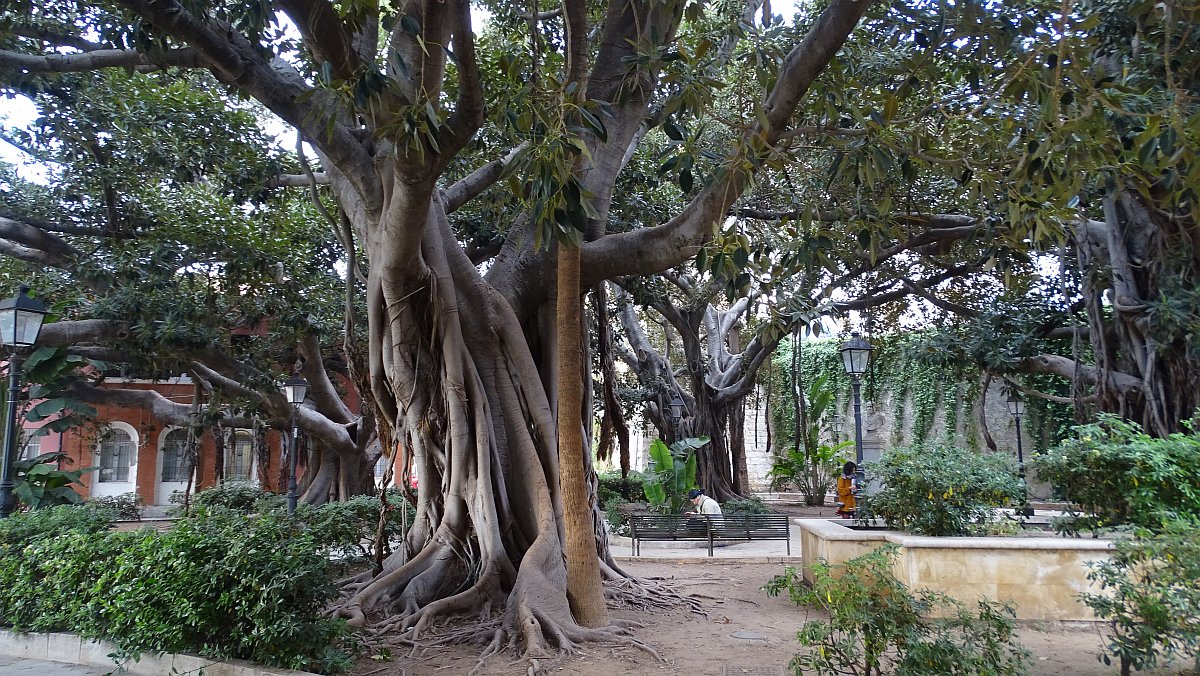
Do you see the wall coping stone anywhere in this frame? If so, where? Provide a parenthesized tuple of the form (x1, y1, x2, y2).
(0, 630, 321, 676)
(796, 518, 1115, 551)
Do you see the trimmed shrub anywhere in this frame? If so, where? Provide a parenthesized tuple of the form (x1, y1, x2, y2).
(86, 492, 144, 521)
(723, 496, 773, 515)
(858, 444, 1023, 536)
(603, 495, 631, 536)
(297, 493, 413, 569)
(1031, 415, 1200, 535)
(0, 509, 352, 673)
(764, 545, 1030, 675)
(597, 469, 646, 504)
(186, 480, 275, 513)
(0, 504, 114, 551)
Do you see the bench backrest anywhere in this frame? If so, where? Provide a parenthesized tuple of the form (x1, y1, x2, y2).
(629, 513, 789, 538)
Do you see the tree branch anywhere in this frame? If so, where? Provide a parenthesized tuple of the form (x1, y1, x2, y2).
(299, 332, 354, 424)
(268, 173, 328, 188)
(8, 26, 107, 52)
(0, 47, 203, 72)
(0, 216, 80, 259)
(899, 277, 979, 317)
(115, 0, 379, 210)
(277, 0, 365, 80)
(519, 7, 563, 20)
(443, 143, 527, 214)
(37, 320, 132, 347)
(579, 0, 872, 285)
(0, 239, 75, 270)
(1016, 354, 1142, 394)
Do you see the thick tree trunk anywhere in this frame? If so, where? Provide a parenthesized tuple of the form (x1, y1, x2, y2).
(336, 203, 634, 652)
(556, 241, 607, 627)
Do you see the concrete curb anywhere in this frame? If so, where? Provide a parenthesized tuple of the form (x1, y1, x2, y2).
(0, 630, 322, 676)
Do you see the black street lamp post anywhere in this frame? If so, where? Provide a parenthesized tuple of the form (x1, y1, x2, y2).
(281, 376, 308, 516)
(0, 286, 48, 519)
(1006, 391, 1033, 516)
(839, 333, 873, 476)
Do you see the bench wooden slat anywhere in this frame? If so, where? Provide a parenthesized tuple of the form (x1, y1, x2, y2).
(628, 514, 790, 557)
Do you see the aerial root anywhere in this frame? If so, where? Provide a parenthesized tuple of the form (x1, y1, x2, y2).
(603, 576, 706, 616)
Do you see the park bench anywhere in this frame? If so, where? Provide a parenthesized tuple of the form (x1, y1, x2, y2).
(628, 513, 791, 557)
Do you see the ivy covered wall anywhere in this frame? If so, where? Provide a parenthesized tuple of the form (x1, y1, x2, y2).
(764, 333, 1076, 457)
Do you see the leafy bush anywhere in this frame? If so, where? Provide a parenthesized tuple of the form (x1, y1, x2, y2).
(723, 496, 773, 515)
(767, 440, 854, 501)
(642, 437, 707, 514)
(764, 545, 1030, 675)
(86, 492, 143, 521)
(297, 493, 412, 568)
(858, 444, 1023, 536)
(183, 480, 274, 514)
(1031, 415, 1200, 535)
(597, 469, 645, 504)
(1082, 518, 1200, 675)
(603, 495, 631, 536)
(12, 451, 94, 510)
(0, 509, 353, 673)
(0, 504, 114, 552)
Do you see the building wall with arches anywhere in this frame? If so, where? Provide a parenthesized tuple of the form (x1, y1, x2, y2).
(21, 378, 291, 506)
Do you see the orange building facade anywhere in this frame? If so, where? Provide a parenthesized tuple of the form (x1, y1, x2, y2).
(17, 370, 399, 507)
(21, 377, 289, 506)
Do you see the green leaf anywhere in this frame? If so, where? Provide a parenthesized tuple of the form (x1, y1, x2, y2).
(679, 169, 693, 193)
(579, 108, 607, 142)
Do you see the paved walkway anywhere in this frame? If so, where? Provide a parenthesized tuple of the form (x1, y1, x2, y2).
(0, 655, 108, 675)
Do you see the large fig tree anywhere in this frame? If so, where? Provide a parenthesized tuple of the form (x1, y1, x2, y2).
(0, 0, 871, 653)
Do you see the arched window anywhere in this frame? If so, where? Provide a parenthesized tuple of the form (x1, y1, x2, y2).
(225, 430, 254, 481)
(98, 428, 134, 482)
(161, 428, 191, 482)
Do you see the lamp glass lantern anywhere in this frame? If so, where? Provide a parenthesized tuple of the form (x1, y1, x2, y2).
(282, 376, 308, 408)
(831, 414, 844, 435)
(0, 286, 47, 349)
(839, 333, 873, 376)
(669, 396, 684, 422)
(0, 285, 48, 519)
(1006, 392, 1024, 417)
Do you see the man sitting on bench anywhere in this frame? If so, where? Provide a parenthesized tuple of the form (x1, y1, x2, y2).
(688, 488, 722, 515)
(686, 488, 722, 538)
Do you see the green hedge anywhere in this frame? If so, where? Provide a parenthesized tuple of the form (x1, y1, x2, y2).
(0, 508, 352, 673)
(597, 469, 646, 504)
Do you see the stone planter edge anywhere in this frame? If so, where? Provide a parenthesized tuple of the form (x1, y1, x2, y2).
(796, 518, 1115, 622)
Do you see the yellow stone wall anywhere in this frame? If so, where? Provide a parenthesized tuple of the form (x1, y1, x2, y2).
(797, 519, 1113, 621)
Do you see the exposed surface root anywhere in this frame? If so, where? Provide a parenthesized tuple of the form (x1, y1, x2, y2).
(603, 575, 707, 616)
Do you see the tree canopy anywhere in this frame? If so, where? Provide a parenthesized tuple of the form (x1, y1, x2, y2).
(0, 0, 1195, 660)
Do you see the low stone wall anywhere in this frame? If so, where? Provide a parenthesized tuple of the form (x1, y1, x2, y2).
(796, 519, 1114, 622)
(0, 631, 319, 676)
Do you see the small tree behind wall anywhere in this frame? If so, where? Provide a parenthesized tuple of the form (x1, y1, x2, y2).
(767, 337, 852, 505)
